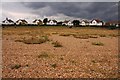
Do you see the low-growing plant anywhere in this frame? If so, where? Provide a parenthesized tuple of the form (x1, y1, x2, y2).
(52, 32, 58, 35)
(60, 57, 64, 60)
(11, 64, 21, 69)
(92, 42, 104, 46)
(52, 41, 63, 47)
(99, 34, 106, 37)
(91, 60, 97, 63)
(109, 34, 118, 37)
(38, 52, 49, 58)
(73, 35, 89, 39)
(51, 63, 57, 68)
(59, 33, 71, 36)
(89, 35, 98, 38)
(15, 35, 49, 44)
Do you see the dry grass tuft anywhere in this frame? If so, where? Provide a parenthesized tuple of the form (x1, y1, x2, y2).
(50, 63, 57, 68)
(38, 52, 49, 58)
(59, 33, 71, 37)
(15, 35, 49, 44)
(73, 35, 89, 39)
(11, 64, 21, 69)
(92, 42, 104, 46)
(52, 41, 63, 47)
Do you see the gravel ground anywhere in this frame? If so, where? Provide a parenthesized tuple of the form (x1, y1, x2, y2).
(2, 27, 118, 78)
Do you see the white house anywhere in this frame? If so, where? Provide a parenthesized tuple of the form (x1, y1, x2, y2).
(47, 20, 57, 25)
(2, 18, 14, 25)
(80, 20, 89, 26)
(32, 19, 43, 25)
(89, 19, 103, 26)
(62, 20, 73, 26)
(16, 19, 28, 25)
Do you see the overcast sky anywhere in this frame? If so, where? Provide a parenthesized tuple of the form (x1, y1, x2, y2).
(2, 2, 118, 23)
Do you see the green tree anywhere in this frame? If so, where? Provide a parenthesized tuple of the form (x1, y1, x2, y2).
(43, 18, 48, 25)
(72, 20, 80, 27)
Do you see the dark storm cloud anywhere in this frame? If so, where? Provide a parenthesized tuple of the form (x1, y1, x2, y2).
(22, 2, 118, 21)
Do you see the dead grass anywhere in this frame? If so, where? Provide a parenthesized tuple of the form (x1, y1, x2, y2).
(11, 64, 21, 69)
(99, 34, 107, 37)
(38, 52, 49, 58)
(52, 41, 63, 47)
(73, 35, 89, 39)
(92, 42, 104, 46)
(50, 63, 57, 68)
(15, 35, 49, 44)
(59, 33, 71, 36)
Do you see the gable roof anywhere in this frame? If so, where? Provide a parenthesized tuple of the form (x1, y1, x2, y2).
(63, 20, 70, 23)
(91, 19, 103, 23)
(81, 20, 89, 23)
(16, 19, 28, 23)
(2, 18, 14, 23)
(48, 20, 57, 23)
(33, 19, 42, 23)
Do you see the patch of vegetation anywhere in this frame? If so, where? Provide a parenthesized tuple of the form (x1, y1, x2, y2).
(11, 64, 21, 69)
(52, 41, 63, 47)
(60, 57, 64, 60)
(38, 52, 49, 58)
(89, 35, 98, 38)
(109, 34, 118, 37)
(25, 64, 29, 67)
(70, 60, 76, 64)
(50, 63, 57, 68)
(99, 34, 107, 37)
(73, 35, 89, 39)
(15, 35, 49, 44)
(52, 32, 58, 35)
(92, 42, 104, 46)
(91, 60, 97, 63)
(59, 33, 71, 36)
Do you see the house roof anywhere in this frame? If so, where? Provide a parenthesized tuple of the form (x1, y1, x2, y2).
(2, 18, 14, 23)
(63, 20, 70, 23)
(16, 19, 28, 23)
(81, 20, 89, 23)
(91, 19, 103, 23)
(48, 20, 57, 23)
(33, 19, 42, 23)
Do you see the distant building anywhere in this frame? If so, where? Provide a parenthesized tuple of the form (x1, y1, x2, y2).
(2, 18, 15, 25)
(16, 19, 28, 25)
(89, 19, 103, 26)
(62, 20, 73, 26)
(32, 19, 43, 25)
(57, 21, 63, 26)
(105, 21, 120, 27)
(47, 20, 57, 25)
(80, 20, 89, 26)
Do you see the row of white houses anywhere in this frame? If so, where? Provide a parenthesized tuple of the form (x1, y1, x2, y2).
(2, 18, 120, 27)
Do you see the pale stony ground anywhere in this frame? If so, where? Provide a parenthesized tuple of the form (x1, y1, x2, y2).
(2, 27, 119, 78)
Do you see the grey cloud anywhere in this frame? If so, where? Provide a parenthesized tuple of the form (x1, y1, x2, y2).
(23, 2, 118, 21)
(2, 2, 118, 21)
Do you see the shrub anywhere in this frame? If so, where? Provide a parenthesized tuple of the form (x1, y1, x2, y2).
(60, 57, 64, 60)
(92, 42, 104, 46)
(59, 33, 71, 36)
(11, 64, 21, 69)
(73, 35, 89, 39)
(52, 41, 63, 47)
(38, 52, 49, 58)
(89, 35, 98, 38)
(15, 35, 49, 44)
(99, 34, 106, 37)
(51, 63, 57, 68)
